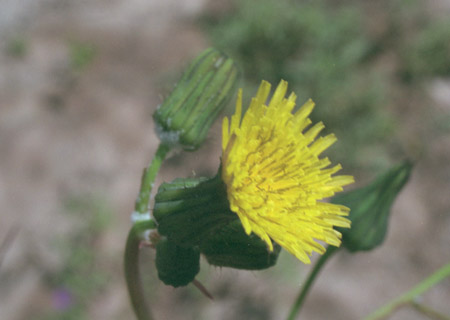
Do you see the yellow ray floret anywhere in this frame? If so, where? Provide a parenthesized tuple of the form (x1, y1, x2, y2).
(221, 80, 354, 264)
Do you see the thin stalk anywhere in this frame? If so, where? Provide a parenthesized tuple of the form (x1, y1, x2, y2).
(135, 143, 171, 214)
(286, 246, 338, 320)
(411, 301, 450, 320)
(364, 262, 450, 320)
(125, 142, 170, 319)
(0, 225, 19, 270)
(124, 221, 157, 320)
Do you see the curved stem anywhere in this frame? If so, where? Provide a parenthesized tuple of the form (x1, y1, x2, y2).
(135, 143, 171, 214)
(286, 246, 338, 320)
(364, 262, 450, 320)
(126, 142, 170, 319)
(125, 221, 157, 320)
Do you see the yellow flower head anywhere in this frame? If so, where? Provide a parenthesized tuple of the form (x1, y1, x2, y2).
(221, 80, 354, 264)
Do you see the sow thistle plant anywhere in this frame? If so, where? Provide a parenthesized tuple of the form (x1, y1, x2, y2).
(154, 80, 353, 267)
(124, 48, 448, 320)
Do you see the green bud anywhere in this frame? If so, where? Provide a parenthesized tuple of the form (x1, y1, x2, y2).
(200, 220, 281, 270)
(332, 161, 413, 252)
(153, 175, 238, 247)
(153, 48, 240, 150)
(155, 237, 200, 287)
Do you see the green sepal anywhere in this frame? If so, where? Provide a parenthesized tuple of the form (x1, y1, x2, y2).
(153, 47, 240, 150)
(155, 237, 200, 288)
(333, 161, 413, 252)
(200, 220, 281, 270)
(153, 175, 238, 247)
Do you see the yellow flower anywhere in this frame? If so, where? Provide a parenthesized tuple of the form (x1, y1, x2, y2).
(221, 80, 354, 264)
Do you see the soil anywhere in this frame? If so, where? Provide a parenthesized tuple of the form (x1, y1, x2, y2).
(0, 1, 449, 319)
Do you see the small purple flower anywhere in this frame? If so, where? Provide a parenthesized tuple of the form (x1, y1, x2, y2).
(52, 287, 73, 310)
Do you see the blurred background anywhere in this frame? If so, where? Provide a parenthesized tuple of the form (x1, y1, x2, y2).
(1, 0, 449, 319)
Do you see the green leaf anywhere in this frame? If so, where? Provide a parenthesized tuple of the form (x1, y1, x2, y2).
(333, 161, 413, 252)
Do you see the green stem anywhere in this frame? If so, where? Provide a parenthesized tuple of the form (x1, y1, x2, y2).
(124, 221, 157, 320)
(125, 142, 170, 319)
(286, 246, 338, 320)
(135, 143, 171, 214)
(364, 262, 450, 320)
(411, 301, 450, 320)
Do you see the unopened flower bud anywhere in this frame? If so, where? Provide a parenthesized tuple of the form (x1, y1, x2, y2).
(332, 161, 413, 252)
(153, 48, 240, 150)
(155, 237, 200, 288)
(200, 220, 281, 270)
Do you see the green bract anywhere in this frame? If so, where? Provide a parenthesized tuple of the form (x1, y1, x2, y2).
(153, 175, 282, 280)
(153, 175, 237, 248)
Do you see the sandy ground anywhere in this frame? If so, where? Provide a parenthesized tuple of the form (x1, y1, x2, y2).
(0, 1, 449, 319)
